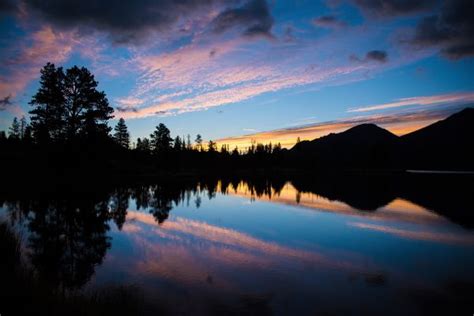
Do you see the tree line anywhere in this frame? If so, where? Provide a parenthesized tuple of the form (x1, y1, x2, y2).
(0, 63, 287, 174)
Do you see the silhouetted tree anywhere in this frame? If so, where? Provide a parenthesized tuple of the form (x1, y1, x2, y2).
(186, 134, 192, 150)
(0, 131, 6, 141)
(19, 116, 28, 139)
(208, 140, 217, 152)
(195, 134, 203, 151)
(232, 146, 240, 157)
(29, 63, 113, 142)
(220, 144, 229, 155)
(29, 63, 65, 143)
(8, 117, 20, 140)
(113, 118, 130, 149)
(63, 66, 113, 138)
(273, 142, 282, 154)
(150, 123, 172, 153)
(23, 125, 33, 143)
(173, 136, 183, 151)
(136, 137, 151, 153)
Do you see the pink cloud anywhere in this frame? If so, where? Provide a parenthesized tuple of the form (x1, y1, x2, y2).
(0, 26, 75, 100)
(348, 91, 474, 113)
(349, 222, 474, 245)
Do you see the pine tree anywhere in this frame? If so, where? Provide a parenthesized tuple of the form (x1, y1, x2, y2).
(173, 136, 182, 151)
(20, 116, 28, 139)
(8, 117, 20, 140)
(208, 140, 217, 152)
(29, 63, 65, 143)
(29, 63, 113, 143)
(186, 134, 192, 150)
(195, 134, 203, 151)
(150, 123, 172, 153)
(113, 118, 130, 149)
(136, 137, 151, 153)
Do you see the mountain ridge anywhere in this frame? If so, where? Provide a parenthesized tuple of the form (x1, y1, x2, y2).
(289, 107, 474, 170)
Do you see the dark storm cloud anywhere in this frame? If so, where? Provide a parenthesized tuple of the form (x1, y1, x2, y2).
(352, 0, 437, 17)
(0, 95, 12, 111)
(211, 0, 274, 38)
(0, 0, 14, 11)
(410, 0, 474, 59)
(312, 15, 347, 29)
(350, 50, 388, 63)
(18, 0, 224, 43)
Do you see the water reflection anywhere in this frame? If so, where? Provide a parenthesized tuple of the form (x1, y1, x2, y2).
(1, 175, 473, 314)
(5, 197, 111, 289)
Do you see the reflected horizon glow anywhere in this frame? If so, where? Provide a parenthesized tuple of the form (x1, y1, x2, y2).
(2, 178, 474, 314)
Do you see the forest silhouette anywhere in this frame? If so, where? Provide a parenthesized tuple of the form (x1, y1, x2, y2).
(1, 63, 473, 180)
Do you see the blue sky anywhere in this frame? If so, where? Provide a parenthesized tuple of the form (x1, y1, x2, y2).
(0, 0, 473, 147)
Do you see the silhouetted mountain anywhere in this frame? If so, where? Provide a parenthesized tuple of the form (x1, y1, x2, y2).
(289, 107, 474, 170)
(291, 123, 398, 169)
(400, 107, 474, 170)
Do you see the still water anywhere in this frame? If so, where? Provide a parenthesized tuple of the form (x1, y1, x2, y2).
(1, 176, 473, 315)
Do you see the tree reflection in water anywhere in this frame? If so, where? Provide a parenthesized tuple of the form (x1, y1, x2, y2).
(1, 173, 473, 294)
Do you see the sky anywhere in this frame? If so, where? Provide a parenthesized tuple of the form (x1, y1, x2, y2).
(0, 0, 473, 149)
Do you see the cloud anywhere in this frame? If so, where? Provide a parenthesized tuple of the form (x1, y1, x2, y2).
(116, 106, 138, 113)
(351, 0, 437, 17)
(348, 91, 474, 112)
(349, 222, 474, 245)
(15, 0, 227, 44)
(409, 0, 474, 59)
(366, 50, 388, 62)
(0, 94, 12, 111)
(0, 0, 16, 14)
(118, 62, 365, 119)
(350, 50, 388, 63)
(116, 97, 144, 108)
(211, 0, 274, 38)
(312, 15, 347, 29)
(0, 26, 75, 100)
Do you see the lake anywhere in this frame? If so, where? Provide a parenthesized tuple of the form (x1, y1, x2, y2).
(1, 175, 473, 315)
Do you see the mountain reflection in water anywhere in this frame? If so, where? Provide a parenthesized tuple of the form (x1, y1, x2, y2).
(1, 174, 473, 315)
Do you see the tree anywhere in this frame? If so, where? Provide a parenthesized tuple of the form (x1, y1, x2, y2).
(186, 134, 192, 150)
(23, 125, 33, 143)
(8, 117, 20, 140)
(29, 63, 114, 142)
(231, 146, 240, 157)
(208, 140, 217, 152)
(195, 134, 203, 151)
(62, 66, 113, 138)
(29, 63, 65, 142)
(150, 123, 172, 153)
(20, 116, 28, 139)
(173, 136, 182, 151)
(113, 118, 130, 149)
(273, 142, 282, 154)
(220, 144, 229, 155)
(136, 137, 151, 153)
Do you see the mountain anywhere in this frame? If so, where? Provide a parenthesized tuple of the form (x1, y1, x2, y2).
(291, 123, 399, 169)
(400, 107, 474, 170)
(289, 107, 474, 170)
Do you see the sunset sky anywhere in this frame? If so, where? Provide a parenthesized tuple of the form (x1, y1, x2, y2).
(0, 0, 473, 148)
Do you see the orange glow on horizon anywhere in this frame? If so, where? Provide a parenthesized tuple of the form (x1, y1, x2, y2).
(214, 118, 438, 150)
